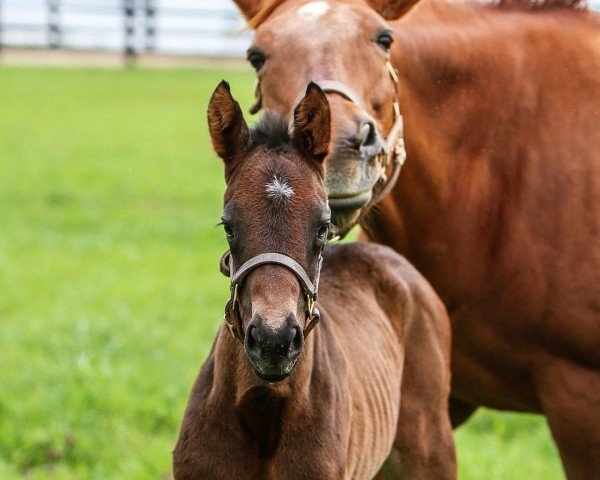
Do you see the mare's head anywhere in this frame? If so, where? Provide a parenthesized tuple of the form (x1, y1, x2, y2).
(208, 81, 331, 382)
(233, 0, 417, 231)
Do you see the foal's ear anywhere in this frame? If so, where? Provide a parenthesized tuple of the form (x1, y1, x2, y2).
(207, 81, 250, 178)
(366, 0, 422, 19)
(291, 82, 331, 165)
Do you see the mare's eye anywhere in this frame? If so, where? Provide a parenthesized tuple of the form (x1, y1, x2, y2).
(375, 31, 393, 51)
(223, 224, 235, 241)
(247, 48, 266, 70)
(316, 224, 329, 242)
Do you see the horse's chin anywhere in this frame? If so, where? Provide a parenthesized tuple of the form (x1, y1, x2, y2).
(249, 358, 298, 383)
(325, 152, 382, 234)
(330, 208, 363, 235)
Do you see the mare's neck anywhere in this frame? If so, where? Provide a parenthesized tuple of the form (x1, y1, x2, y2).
(390, 0, 506, 207)
(367, 0, 521, 298)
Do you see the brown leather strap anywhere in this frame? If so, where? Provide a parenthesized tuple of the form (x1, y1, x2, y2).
(290, 80, 367, 114)
(230, 252, 318, 297)
(221, 250, 323, 342)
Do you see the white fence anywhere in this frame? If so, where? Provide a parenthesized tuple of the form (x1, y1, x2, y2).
(0, 0, 252, 57)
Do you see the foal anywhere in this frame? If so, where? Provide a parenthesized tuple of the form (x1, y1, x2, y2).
(173, 82, 456, 479)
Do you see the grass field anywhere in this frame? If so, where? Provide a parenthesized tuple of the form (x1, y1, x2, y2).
(0, 67, 565, 479)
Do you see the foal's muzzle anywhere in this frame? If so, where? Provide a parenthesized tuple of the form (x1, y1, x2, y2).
(245, 314, 304, 382)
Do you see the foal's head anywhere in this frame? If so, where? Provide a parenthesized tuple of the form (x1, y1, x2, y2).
(208, 81, 331, 382)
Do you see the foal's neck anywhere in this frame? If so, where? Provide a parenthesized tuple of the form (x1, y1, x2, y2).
(210, 327, 318, 457)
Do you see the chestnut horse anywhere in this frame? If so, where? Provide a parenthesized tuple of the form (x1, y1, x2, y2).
(230, 0, 600, 478)
(173, 82, 456, 479)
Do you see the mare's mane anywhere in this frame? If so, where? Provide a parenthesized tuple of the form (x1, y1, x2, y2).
(245, 0, 589, 29)
(496, 0, 587, 10)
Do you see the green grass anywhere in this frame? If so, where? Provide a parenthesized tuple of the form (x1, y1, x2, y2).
(0, 67, 564, 479)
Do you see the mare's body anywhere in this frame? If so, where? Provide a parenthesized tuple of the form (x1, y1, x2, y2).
(232, 0, 600, 476)
(375, 0, 600, 462)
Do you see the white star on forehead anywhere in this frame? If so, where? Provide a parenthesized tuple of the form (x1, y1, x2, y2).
(298, 1, 330, 18)
(265, 176, 294, 201)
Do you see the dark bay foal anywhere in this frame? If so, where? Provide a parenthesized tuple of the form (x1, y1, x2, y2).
(173, 82, 456, 479)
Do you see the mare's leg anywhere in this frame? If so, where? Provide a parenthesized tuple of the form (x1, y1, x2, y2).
(381, 299, 457, 480)
(449, 396, 478, 428)
(535, 358, 600, 480)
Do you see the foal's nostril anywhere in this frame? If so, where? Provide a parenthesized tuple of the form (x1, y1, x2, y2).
(290, 326, 303, 356)
(246, 325, 258, 351)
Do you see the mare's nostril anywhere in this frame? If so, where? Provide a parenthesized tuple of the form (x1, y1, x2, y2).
(359, 121, 376, 147)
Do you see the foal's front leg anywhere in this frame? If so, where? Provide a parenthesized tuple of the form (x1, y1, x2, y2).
(381, 294, 457, 480)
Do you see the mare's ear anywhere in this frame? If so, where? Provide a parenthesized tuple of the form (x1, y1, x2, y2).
(291, 82, 331, 165)
(366, 0, 422, 19)
(234, 0, 287, 29)
(207, 81, 250, 179)
(231, 0, 264, 20)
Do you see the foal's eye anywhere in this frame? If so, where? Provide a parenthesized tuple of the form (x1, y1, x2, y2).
(223, 224, 235, 241)
(375, 31, 393, 51)
(247, 48, 266, 70)
(316, 224, 329, 241)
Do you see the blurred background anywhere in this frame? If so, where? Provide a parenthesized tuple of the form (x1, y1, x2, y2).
(2, 1, 597, 479)
(0, 0, 251, 58)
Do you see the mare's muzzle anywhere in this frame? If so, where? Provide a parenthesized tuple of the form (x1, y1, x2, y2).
(284, 62, 408, 239)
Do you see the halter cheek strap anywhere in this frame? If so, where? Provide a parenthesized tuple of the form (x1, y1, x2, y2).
(220, 250, 322, 342)
(283, 59, 407, 240)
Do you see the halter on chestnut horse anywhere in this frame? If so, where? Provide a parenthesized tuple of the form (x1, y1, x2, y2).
(252, 56, 407, 239)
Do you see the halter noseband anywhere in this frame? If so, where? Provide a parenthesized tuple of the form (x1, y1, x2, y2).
(251, 57, 407, 239)
(220, 250, 322, 342)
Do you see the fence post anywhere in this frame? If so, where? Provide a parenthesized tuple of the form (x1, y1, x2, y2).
(124, 0, 136, 65)
(0, 0, 3, 53)
(47, 0, 61, 49)
(144, 0, 156, 52)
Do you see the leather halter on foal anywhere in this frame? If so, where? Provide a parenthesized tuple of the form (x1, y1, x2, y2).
(250, 57, 407, 238)
(220, 250, 322, 342)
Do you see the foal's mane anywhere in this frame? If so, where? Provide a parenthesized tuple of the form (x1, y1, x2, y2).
(250, 110, 292, 151)
(245, 0, 589, 29)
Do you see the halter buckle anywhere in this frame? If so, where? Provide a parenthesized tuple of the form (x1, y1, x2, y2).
(224, 313, 237, 340)
(306, 293, 315, 319)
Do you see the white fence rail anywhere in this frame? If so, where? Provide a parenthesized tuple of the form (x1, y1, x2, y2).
(0, 0, 252, 57)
